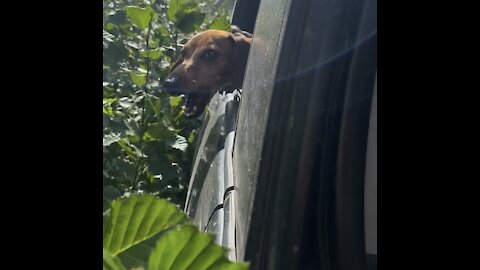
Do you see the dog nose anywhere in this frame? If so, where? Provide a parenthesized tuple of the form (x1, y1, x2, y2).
(163, 76, 181, 95)
(164, 76, 179, 88)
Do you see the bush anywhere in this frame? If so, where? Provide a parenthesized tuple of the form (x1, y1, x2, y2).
(103, 0, 232, 209)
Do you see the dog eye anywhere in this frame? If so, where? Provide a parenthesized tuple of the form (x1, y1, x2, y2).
(202, 50, 217, 61)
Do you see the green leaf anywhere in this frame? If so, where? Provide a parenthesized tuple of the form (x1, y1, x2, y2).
(188, 131, 196, 144)
(104, 98, 116, 105)
(105, 22, 117, 31)
(167, 135, 188, 152)
(103, 42, 128, 69)
(169, 96, 183, 107)
(145, 101, 162, 119)
(210, 16, 231, 31)
(104, 106, 114, 117)
(145, 94, 161, 116)
(103, 194, 188, 256)
(103, 209, 111, 231)
(117, 139, 143, 161)
(148, 39, 159, 49)
(104, 132, 121, 147)
(158, 26, 170, 37)
(103, 249, 127, 270)
(137, 67, 148, 74)
(117, 232, 163, 269)
(148, 225, 249, 270)
(140, 48, 163, 60)
(112, 158, 137, 183)
(126, 41, 141, 50)
(118, 97, 134, 109)
(175, 9, 205, 34)
(124, 6, 158, 30)
(103, 84, 115, 98)
(130, 71, 147, 86)
(148, 48, 163, 59)
(144, 123, 177, 142)
(103, 30, 116, 43)
(125, 118, 141, 138)
(109, 10, 127, 25)
(167, 0, 185, 22)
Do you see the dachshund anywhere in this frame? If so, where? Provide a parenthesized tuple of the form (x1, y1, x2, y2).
(164, 26, 252, 118)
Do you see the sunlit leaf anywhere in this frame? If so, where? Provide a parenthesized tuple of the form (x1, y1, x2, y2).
(103, 194, 188, 256)
(167, 135, 188, 152)
(105, 22, 117, 31)
(104, 132, 121, 146)
(188, 131, 196, 144)
(130, 71, 147, 86)
(210, 16, 230, 31)
(118, 97, 134, 108)
(104, 30, 116, 43)
(148, 225, 249, 270)
(103, 249, 127, 270)
(169, 96, 183, 107)
(167, 0, 185, 22)
(104, 106, 114, 117)
(140, 48, 163, 60)
(124, 6, 158, 30)
(104, 98, 116, 105)
(126, 41, 141, 50)
(117, 138, 144, 161)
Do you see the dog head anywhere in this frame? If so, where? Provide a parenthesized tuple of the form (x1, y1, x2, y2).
(164, 28, 252, 118)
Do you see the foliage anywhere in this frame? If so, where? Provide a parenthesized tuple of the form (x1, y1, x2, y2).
(103, 2, 240, 269)
(103, 194, 249, 270)
(103, 0, 232, 210)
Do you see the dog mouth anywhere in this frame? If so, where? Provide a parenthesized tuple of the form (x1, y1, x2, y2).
(181, 92, 210, 118)
(164, 83, 211, 118)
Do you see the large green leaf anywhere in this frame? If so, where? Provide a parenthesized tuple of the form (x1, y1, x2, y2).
(103, 249, 127, 270)
(116, 231, 163, 270)
(209, 16, 231, 31)
(167, 0, 185, 22)
(103, 194, 188, 255)
(168, 0, 205, 33)
(148, 225, 249, 270)
(130, 71, 147, 87)
(175, 7, 205, 34)
(144, 122, 177, 142)
(124, 6, 158, 30)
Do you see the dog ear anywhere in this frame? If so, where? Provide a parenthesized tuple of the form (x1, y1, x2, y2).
(231, 25, 253, 38)
(226, 33, 251, 89)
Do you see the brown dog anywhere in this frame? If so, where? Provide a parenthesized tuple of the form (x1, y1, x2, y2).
(164, 27, 252, 118)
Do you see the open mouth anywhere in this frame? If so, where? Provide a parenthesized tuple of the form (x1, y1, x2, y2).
(181, 92, 211, 118)
(164, 84, 211, 118)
